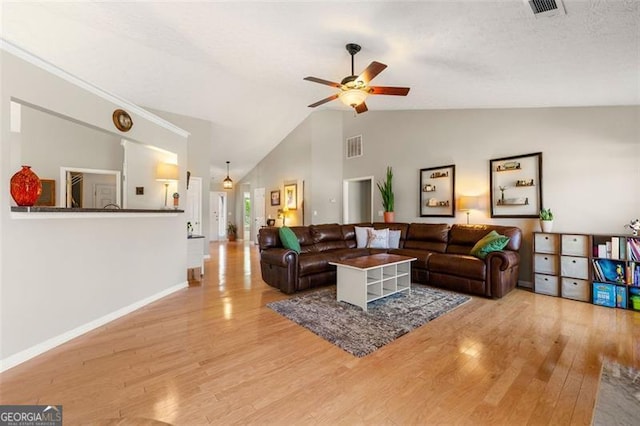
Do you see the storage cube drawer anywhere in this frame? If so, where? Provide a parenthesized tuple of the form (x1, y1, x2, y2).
(560, 256, 589, 279)
(535, 233, 558, 253)
(561, 278, 590, 302)
(535, 274, 559, 296)
(534, 253, 558, 275)
(561, 234, 589, 257)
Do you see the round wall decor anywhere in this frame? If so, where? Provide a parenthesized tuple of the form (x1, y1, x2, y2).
(112, 109, 133, 132)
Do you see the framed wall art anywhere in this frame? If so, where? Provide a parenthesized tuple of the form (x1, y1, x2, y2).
(490, 152, 542, 218)
(35, 179, 56, 206)
(270, 190, 280, 206)
(420, 164, 455, 217)
(284, 183, 297, 210)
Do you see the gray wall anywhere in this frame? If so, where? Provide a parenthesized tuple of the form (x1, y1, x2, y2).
(245, 105, 640, 285)
(1, 48, 188, 369)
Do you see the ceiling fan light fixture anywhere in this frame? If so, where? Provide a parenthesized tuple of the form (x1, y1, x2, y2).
(339, 88, 368, 108)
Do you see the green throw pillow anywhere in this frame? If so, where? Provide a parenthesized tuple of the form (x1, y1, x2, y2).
(470, 230, 510, 259)
(279, 226, 301, 253)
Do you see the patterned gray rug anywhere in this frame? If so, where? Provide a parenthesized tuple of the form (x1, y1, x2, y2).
(593, 359, 640, 425)
(267, 285, 471, 357)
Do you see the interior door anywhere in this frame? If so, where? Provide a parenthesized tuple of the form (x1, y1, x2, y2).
(187, 177, 202, 235)
(254, 187, 266, 244)
(93, 183, 117, 208)
(210, 191, 227, 241)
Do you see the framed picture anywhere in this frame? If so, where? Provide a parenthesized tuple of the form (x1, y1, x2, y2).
(490, 152, 542, 218)
(270, 190, 281, 206)
(420, 165, 455, 217)
(284, 183, 297, 210)
(35, 179, 56, 206)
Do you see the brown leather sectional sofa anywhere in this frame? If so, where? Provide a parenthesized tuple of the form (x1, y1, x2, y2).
(258, 223, 522, 298)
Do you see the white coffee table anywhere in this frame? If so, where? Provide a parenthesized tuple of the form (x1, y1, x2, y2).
(330, 253, 416, 311)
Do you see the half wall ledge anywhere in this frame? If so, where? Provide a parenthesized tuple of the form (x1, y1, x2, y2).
(10, 206, 184, 219)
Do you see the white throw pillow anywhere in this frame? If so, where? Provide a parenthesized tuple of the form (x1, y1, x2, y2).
(388, 230, 401, 249)
(355, 226, 373, 248)
(367, 228, 389, 249)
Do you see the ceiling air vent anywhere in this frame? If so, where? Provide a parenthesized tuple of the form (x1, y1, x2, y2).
(527, 0, 566, 18)
(346, 135, 363, 159)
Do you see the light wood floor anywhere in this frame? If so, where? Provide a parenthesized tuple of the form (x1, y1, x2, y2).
(1, 241, 639, 425)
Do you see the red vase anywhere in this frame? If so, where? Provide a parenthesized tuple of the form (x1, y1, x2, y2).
(10, 165, 42, 206)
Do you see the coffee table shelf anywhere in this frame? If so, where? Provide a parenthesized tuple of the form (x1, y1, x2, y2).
(330, 254, 416, 311)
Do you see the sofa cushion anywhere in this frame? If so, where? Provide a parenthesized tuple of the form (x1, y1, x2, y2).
(311, 224, 349, 252)
(279, 226, 301, 253)
(388, 230, 401, 249)
(290, 226, 317, 254)
(298, 253, 333, 276)
(367, 228, 389, 248)
(403, 223, 449, 253)
(470, 231, 510, 259)
(429, 253, 486, 280)
(354, 226, 372, 248)
(448, 224, 521, 254)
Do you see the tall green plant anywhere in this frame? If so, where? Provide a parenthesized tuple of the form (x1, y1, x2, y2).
(377, 166, 394, 212)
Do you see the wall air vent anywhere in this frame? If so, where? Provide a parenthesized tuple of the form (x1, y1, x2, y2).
(527, 0, 566, 18)
(346, 135, 363, 159)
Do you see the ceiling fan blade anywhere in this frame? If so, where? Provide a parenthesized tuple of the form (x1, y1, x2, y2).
(355, 102, 368, 114)
(356, 61, 387, 84)
(303, 76, 341, 88)
(308, 93, 339, 108)
(370, 86, 411, 96)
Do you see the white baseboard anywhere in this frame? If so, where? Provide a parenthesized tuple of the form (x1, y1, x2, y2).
(0, 281, 188, 373)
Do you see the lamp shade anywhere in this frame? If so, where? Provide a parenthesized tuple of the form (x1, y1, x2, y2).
(156, 163, 179, 181)
(458, 195, 480, 211)
(339, 89, 368, 107)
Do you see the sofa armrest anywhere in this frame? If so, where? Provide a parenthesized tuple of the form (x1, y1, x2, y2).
(260, 248, 299, 294)
(261, 248, 297, 267)
(486, 250, 520, 298)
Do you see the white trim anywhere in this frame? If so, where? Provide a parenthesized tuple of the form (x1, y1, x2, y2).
(59, 167, 121, 208)
(0, 281, 188, 373)
(0, 38, 190, 138)
(10, 211, 180, 219)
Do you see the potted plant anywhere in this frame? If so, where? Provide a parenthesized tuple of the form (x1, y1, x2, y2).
(377, 166, 395, 223)
(540, 208, 554, 233)
(227, 222, 237, 241)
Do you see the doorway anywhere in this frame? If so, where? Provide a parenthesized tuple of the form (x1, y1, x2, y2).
(243, 191, 251, 241)
(343, 176, 373, 224)
(210, 191, 227, 241)
(253, 188, 266, 244)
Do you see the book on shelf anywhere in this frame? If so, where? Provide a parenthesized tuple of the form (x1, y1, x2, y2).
(611, 237, 620, 259)
(592, 258, 626, 284)
(597, 244, 608, 258)
(628, 238, 640, 261)
(606, 241, 612, 258)
(619, 238, 627, 260)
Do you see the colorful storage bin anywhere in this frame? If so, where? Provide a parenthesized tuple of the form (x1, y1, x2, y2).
(593, 283, 616, 308)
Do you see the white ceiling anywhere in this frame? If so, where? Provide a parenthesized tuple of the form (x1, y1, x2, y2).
(2, 1, 639, 182)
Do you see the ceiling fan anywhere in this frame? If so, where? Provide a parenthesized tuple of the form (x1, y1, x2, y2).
(304, 43, 410, 114)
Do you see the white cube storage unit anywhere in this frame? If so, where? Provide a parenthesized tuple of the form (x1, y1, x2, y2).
(533, 232, 591, 302)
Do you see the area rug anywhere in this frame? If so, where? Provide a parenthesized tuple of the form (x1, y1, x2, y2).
(592, 359, 640, 425)
(267, 285, 471, 357)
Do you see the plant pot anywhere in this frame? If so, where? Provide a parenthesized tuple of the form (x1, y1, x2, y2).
(228, 234, 237, 242)
(383, 211, 395, 223)
(540, 220, 553, 233)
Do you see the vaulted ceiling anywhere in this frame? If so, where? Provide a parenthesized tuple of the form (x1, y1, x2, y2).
(2, 1, 638, 182)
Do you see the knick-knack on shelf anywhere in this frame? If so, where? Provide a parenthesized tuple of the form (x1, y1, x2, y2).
(10, 165, 42, 206)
